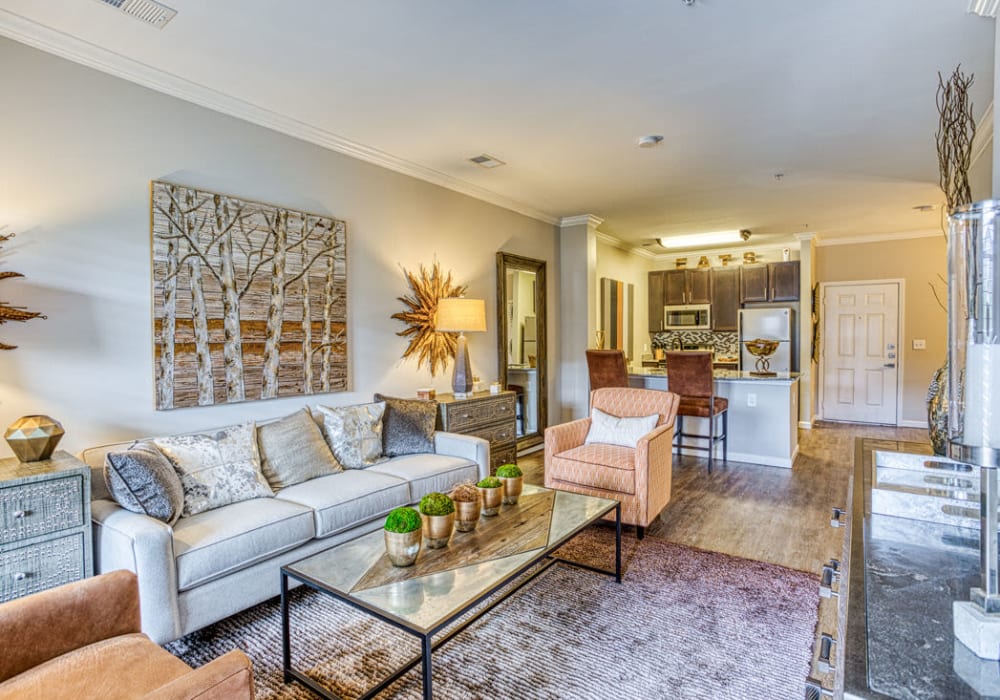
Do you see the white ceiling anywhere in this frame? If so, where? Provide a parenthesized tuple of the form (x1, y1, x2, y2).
(0, 0, 995, 250)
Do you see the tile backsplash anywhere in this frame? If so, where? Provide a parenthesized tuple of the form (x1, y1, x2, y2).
(650, 330, 738, 357)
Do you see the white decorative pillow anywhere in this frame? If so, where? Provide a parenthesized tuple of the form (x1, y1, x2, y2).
(153, 422, 273, 517)
(314, 402, 388, 469)
(584, 407, 660, 448)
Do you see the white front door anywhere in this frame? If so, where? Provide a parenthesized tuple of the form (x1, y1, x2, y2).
(821, 282, 900, 424)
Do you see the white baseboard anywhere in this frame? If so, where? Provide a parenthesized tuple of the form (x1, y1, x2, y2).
(898, 419, 928, 429)
(676, 447, 792, 469)
(798, 420, 813, 429)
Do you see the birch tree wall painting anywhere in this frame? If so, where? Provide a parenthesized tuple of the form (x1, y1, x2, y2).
(151, 181, 347, 410)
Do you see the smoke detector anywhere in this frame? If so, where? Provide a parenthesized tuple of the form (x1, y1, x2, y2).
(469, 154, 506, 169)
(92, 0, 177, 29)
(636, 134, 665, 149)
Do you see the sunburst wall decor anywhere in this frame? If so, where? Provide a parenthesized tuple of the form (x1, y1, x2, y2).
(391, 262, 467, 376)
(0, 227, 46, 349)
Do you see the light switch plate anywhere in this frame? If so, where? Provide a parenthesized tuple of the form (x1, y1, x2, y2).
(913, 339, 927, 350)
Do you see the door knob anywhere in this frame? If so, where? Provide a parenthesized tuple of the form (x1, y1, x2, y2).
(883, 363, 896, 368)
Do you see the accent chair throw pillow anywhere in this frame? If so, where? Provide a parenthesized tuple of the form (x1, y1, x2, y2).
(314, 402, 388, 469)
(104, 441, 185, 525)
(257, 408, 343, 490)
(373, 393, 437, 457)
(153, 422, 273, 517)
(584, 407, 660, 449)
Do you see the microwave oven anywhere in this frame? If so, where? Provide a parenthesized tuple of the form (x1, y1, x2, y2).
(664, 304, 711, 330)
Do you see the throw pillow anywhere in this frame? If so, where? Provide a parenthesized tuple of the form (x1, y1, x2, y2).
(257, 408, 343, 490)
(314, 402, 388, 469)
(374, 393, 437, 457)
(153, 422, 273, 517)
(104, 441, 185, 525)
(584, 407, 660, 448)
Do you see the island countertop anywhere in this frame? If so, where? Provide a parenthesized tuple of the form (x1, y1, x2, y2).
(629, 367, 800, 383)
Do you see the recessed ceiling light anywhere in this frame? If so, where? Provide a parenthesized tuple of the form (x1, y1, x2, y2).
(469, 154, 505, 169)
(636, 135, 665, 149)
(913, 204, 935, 212)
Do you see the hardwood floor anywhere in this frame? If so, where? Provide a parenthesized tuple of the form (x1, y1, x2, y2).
(519, 420, 928, 575)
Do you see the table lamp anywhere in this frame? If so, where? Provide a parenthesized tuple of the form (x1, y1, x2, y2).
(435, 297, 486, 398)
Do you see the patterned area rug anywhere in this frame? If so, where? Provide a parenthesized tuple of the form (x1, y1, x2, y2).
(167, 527, 819, 699)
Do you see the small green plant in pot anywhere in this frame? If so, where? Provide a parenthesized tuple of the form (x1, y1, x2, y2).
(477, 476, 503, 516)
(384, 507, 422, 566)
(419, 492, 456, 548)
(496, 463, 524, 505)
(450, 481, 482, 532)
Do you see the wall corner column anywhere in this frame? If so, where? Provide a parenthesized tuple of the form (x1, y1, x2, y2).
(795, 232, 818, 429)
(558, 214, 602, 422)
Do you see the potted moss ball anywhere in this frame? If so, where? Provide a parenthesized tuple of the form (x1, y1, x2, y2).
(450, 481, 482, 532)
(419, 492, 456, 548)
(496, 463, 524, 505)
(477, 476, 503, 516)
(384, 507, 422, 566)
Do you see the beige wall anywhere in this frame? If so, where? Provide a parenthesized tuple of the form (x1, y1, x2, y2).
(815, 235, 947, 425)
(0, 38, 557, 456)
(595, 239, 650, 363)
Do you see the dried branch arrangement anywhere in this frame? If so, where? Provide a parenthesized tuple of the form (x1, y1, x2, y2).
(936, 65, 976, 211)
(0, 227, 46, 350)
(392, 262, 466, 376)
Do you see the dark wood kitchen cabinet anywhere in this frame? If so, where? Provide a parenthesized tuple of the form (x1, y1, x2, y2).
(710, 267, 740, 331)
(664, 269, 710, 306)
(740, 261, 800, 303)
(648, 271, 666, 332)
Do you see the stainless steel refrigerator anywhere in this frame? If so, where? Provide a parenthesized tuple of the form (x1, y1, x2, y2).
(739, 307, 795, 372)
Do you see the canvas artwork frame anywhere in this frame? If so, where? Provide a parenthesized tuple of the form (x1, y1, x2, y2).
(150, 180, 347, 410)
(600, 277, 634, 361)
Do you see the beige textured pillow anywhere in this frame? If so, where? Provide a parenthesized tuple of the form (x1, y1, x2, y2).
(257, 408, 342, 490)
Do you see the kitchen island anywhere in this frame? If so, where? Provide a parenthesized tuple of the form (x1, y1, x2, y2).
(629, 367, 799, 468)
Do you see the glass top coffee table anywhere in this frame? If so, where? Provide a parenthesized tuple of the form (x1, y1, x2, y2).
(280, 484, 621, 699)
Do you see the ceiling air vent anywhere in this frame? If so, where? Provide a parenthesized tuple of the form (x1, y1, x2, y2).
(469, 154, 506, 169)
(93, 0, 177, 29)
(969, 0, 1000, 17)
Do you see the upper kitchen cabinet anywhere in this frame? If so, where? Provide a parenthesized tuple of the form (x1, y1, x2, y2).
(648, 270, 666, 332)
(740, 261, 800, 303)
(664, 269, 710, 305)
(711, 267, 740, 331)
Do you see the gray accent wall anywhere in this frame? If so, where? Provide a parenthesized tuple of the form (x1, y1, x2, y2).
(0, 37, 557, 457)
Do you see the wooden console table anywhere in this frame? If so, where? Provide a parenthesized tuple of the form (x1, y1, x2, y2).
(436, 391, 517, 474)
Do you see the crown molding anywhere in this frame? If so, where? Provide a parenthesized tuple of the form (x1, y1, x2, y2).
(0, 9, 560, 226)
(594, 231, 656, 259)
(815, 229, 943, 247)
(559, 214, 604, 229)
(971, 100, 994, 167)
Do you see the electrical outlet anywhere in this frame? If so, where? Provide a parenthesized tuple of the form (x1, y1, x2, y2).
(747, 393, 757, 407)
(913, 339, 926, 350)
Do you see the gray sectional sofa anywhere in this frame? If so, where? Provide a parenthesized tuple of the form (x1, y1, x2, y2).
(81, 413, 488, 645)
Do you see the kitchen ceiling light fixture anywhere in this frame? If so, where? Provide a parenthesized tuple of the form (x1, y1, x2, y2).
(636, 134, 665, 148)
(969, 0, 1000, 17)
(659, 229, 751, 249)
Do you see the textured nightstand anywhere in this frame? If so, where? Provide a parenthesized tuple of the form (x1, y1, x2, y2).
(0, 450, 93, 602)
(436, 391, 517, 475)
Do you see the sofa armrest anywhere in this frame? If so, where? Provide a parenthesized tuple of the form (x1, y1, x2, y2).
(544, 418, 591, 457)
(434, 431, 490, 480)
(92, 499, 182, 644)
(142, 650, 254, 700)
(634, 422, 676, 524)
(0, 570, 141, 683)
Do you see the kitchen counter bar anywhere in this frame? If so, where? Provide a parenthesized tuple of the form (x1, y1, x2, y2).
(629, 370, 799, 468)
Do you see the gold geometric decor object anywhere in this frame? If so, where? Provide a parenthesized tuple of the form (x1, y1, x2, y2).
(150, 181, 347, 410)
(4, 415, 64, 462)
(391, 262, 467, 376)
(0, 226, 46, 350)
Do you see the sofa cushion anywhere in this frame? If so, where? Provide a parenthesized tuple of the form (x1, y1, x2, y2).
(257, 408, 342, 489)
(0, 633, 190, 700)
(368, 454, 478, 502)
(173, 498, 314, 591)
(276, 470, 409, 538)
(104, 441, 184, 525)
(548, 444, 636, 495)
(154, 423, 273, 517)
(314, 403, 388, 469)
(373, 393, 437, 457)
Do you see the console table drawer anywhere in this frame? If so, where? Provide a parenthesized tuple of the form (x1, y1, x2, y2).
(466, 422, 517, 447)
(441, 395, 516, 432)
(0, 532, 86, 602)
(0, 475, 85, 544)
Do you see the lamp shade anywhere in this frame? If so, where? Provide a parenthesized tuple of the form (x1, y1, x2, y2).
(435, 298, 487, 332)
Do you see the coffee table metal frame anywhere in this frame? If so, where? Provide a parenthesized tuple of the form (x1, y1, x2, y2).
(280, 494, 621, 700)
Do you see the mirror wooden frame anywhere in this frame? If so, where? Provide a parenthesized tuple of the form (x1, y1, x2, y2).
(496, 252, 547, 450)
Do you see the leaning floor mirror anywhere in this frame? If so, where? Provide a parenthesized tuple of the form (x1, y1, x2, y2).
(496, 252, 547, 450)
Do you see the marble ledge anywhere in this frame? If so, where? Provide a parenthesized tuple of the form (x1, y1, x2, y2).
(628, 368, 800, 383)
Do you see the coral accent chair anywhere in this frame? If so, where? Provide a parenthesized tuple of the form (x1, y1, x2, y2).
(585, 349, 629, 390)
(544, 387, 680, 538)
(0, 570, 255, 700)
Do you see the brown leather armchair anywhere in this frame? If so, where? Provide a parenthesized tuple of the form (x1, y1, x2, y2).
(0, 570, 254, 699)
(544, 387, 679, 538)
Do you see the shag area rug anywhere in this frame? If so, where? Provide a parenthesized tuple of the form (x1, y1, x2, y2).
(167, 527, 819, 699)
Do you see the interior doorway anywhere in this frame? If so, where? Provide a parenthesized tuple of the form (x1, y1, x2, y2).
(820, 281, 901, 425)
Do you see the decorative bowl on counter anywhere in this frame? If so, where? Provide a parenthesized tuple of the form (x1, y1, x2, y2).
(742, 339, 779, 376)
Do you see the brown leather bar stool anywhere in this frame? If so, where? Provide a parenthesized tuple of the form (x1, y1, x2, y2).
(585, 349, 629, 391)
(665, 351, 728, 472)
